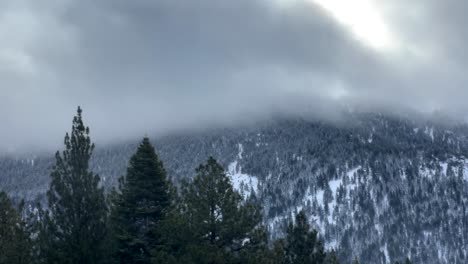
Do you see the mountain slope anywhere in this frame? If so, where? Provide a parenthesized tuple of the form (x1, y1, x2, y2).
(1, 112, 468, 264)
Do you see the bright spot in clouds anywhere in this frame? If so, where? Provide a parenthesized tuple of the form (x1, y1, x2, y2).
(310, 0, 396, 51)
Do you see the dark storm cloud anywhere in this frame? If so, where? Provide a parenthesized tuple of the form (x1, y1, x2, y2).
(1, 0, 467, 152)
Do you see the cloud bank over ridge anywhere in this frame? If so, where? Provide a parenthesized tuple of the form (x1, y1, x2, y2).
(1, 0, 468, 151)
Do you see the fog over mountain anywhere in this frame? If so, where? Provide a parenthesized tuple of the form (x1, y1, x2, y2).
(4, 2, 468, 263)
(2, 0, 468, 152)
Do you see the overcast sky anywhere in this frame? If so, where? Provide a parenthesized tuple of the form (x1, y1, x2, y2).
(1, 0, 468, 152)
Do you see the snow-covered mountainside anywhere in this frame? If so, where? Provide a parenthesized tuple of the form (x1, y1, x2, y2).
(2, 112, 468, 264)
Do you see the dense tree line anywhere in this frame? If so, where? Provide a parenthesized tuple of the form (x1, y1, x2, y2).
(0, 108, 415, 264)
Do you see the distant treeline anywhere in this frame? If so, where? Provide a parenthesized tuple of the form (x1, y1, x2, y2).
(0, 107, 412, 264)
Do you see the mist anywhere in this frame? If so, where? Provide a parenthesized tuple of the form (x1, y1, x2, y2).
(1, 0, 468, 152)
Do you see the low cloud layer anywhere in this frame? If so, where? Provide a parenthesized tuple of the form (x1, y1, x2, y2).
(1, 0, 468, 152)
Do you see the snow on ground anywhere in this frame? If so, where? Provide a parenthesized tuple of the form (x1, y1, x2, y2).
(315, 189, 324, 205)
(303, 167, 362, 222)
(303, 186, 314, 204)
(346, 166, 361, 192)
(420, 166, 435, 179)
(380, 243, 390, 264)
(228, 161, 259, 198)
(440, 162, 448, 176)
(347, 166, 361, 179)
(425, 126, 434, 141)
(237, 143, 244, 159)
(227, 143, 259, 199)
(329, 178, 342, 195)
(463, 160, 468, 181)
(326, 240, 338, 250)
(294, 166, 369, 250)
(327, 178, 342, 223)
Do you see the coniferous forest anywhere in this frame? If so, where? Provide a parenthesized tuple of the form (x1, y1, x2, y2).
(3, 0, 468, 262)
(0, 111, 420, 264)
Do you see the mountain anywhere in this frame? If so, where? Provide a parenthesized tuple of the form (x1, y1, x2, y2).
(2, 112, 468, 264)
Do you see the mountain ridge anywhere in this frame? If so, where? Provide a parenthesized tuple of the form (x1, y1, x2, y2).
(2, 112, 468, 263)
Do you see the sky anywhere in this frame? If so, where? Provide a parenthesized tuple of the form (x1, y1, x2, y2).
(1, 0, 468, 152)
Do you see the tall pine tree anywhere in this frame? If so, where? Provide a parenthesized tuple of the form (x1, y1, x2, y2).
(110, 137, 171, 264)
(173, 157, 266, 263)
(46, 106, 107, 264)
(283, 211, 326, 264)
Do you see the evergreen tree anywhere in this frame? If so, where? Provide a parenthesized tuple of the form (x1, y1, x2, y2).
(325, 250, 340, 264)
(283, 211, 326, 264)
(110, 137, 171, 264)
(254, 239, 286, 264)
(46, 107, 107, 264)
(28, 204, 55, 264)
(172, 157, 266, 263)
(0, 192, 32, 264)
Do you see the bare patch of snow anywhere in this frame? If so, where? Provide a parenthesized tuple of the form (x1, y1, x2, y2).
(420, 166, 435, 179)
(425, 126, 434, 141)
(329, 179, 342, 196)
(326, 240, 338, 250)
(228, 161, 259, 199)
(463, 160, 468, 181)
(440, 162, 448, 176)
(380, 243, 390, 264)
(315, 190, 324, 205)
(238, 143, 244, 159)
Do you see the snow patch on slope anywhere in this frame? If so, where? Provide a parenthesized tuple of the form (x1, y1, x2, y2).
(440, 162, 448, 176)
(347, 166, 361, 179)
(227, 143, 259, 199)
(425, 126, 434, 141)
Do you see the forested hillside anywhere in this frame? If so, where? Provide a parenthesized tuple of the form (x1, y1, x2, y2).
(1, 111, 468, 263)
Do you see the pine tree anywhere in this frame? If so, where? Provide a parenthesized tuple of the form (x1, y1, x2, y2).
(0, 192, 32, 264)
(254, 239, 286, 264)
(46, 106, 107, 264)
(283, 210, 326, 264)
(325, 250, 340, 264)
(110, 137, 171, 264)
(28, 204, 54, 264)
(174, 157, 266, 263)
